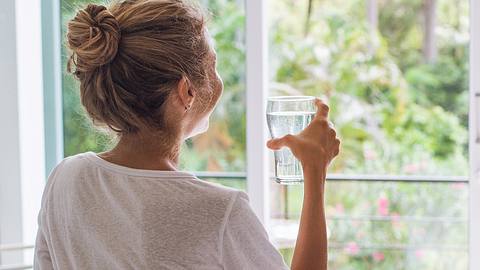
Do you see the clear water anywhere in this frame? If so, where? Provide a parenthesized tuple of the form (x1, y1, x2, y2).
(267, 111, 315, 184)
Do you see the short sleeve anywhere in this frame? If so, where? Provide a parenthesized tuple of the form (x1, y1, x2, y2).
(34, 160, 64, 270)
(34, 213, 54, 270)
(221, 192, 289, 270)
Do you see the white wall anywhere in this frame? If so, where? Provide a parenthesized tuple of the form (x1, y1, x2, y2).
(0, 0, 45, 266)
(15, 0, 46, 264)
(0, 0, 24, 265)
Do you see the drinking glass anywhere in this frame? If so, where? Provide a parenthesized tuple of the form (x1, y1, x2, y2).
(266, 96, 316, 184)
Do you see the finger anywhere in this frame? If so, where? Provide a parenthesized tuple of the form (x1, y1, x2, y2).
(312, 118, 329, 129)
(333, 138, 341, 156)
(266, 134, 295, 150)
(315, 98, 329, 119)
(328, 128, 337, 138)
(333, 147, 340, 157)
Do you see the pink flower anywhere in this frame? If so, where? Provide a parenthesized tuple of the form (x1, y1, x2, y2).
(415, 249, 425, 259)
(377, 196, 389, 216)
(335, 203, 345, 214)
(364, 149, 377, 160)
(345, 242, 360, 255)
(372, 251, 384, 262)
(451, 183, 465, 190)
(404, 163, 419, 174)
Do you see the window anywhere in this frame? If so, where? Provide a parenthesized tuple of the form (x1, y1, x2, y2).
(268, 0, 470, 268)
(60, 0, 246, 190)
(19, 0, 476, 269)
(3, 0, 479, 269)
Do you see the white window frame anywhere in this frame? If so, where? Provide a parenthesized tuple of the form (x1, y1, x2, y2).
(0, 1, 24, 264)
(42, 0, 63, 178)
(469, 0, 480, 269)
(1, 0, 45, 267)
(246, 0, 270, 225)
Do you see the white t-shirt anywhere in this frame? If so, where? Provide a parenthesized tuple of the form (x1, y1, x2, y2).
(34, 152, 289, 270)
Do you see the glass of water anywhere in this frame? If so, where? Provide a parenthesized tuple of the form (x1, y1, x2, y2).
(267, 96, 316, 184)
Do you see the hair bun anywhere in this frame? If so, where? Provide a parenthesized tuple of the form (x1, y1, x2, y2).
(67, 4, 121, 72)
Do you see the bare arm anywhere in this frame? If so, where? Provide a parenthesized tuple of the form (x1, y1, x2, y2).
(267, 99, 339, 270)
(290, 166, 327, 270)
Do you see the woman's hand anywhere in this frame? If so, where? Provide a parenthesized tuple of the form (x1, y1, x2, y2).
(267, 98, 339, 270)
(266, 98, 340, 171)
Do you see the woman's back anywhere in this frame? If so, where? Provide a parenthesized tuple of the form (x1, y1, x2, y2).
(34, 152, 287, 269)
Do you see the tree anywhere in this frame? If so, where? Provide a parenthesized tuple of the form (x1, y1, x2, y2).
(367, 0, 378, 30)
(422, 0, 437, 63)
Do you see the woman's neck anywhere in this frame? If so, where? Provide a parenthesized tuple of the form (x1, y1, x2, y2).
(98, 131, 182, 171)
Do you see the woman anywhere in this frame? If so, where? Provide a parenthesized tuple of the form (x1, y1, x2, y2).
(34, 1, 340, 269)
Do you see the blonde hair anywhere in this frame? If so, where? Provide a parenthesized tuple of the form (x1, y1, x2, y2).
(67, 0, 210, 133)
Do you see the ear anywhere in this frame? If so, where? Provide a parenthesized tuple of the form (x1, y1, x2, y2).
(176, 76, 195, 110)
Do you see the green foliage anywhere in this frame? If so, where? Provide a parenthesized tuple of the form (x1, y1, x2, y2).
(179, 0, 246, 171)
(61, 0, 246, 169)
(269, 0, 469, 269)
(62, 0, 114, 156)
(269, 0, 468, 175)
(279, 181, 468, 269)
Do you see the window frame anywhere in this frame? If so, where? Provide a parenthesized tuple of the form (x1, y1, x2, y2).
(1, 0, 45, 266)
(245, 0, 270, 225)
(469, 0, 480, 269)
(42, 0, 64, 180)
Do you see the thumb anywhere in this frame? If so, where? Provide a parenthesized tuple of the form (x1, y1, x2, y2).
(266, 134, 294, 150)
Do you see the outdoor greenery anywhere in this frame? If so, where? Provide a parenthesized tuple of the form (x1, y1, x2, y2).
(61, 0, 469, 269)
(269, 0, 469, 269)
(269, 0, 468, 176)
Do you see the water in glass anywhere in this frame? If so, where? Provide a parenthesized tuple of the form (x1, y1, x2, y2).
(267, 96, 316, 184)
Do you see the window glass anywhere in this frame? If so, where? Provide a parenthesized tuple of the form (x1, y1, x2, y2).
(270, 181, 468, 268)
(269, 0, 469, 176)
(61, 0, 246, 190)
(268, 0, 469, 268)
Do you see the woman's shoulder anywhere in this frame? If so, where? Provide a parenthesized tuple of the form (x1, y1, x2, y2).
(49, 151, 246, 201)
(45, 152, 90, 180)
(185, 178, 243, 195)
(46, 152, 250, 216)
(177, 177, 248, 210)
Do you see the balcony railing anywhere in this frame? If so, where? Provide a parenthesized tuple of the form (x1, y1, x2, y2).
(195, 171, 469, 250)
(193, 171, 469, 183)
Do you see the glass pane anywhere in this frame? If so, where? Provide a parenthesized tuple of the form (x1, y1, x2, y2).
(61, 0, 246, 181)
(270, 181, 468, 269)
(268, 0, 470, 268)
(178, 0, 246, 173)
(268, 0, 469, 176)
(61, 1, 115, 156)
